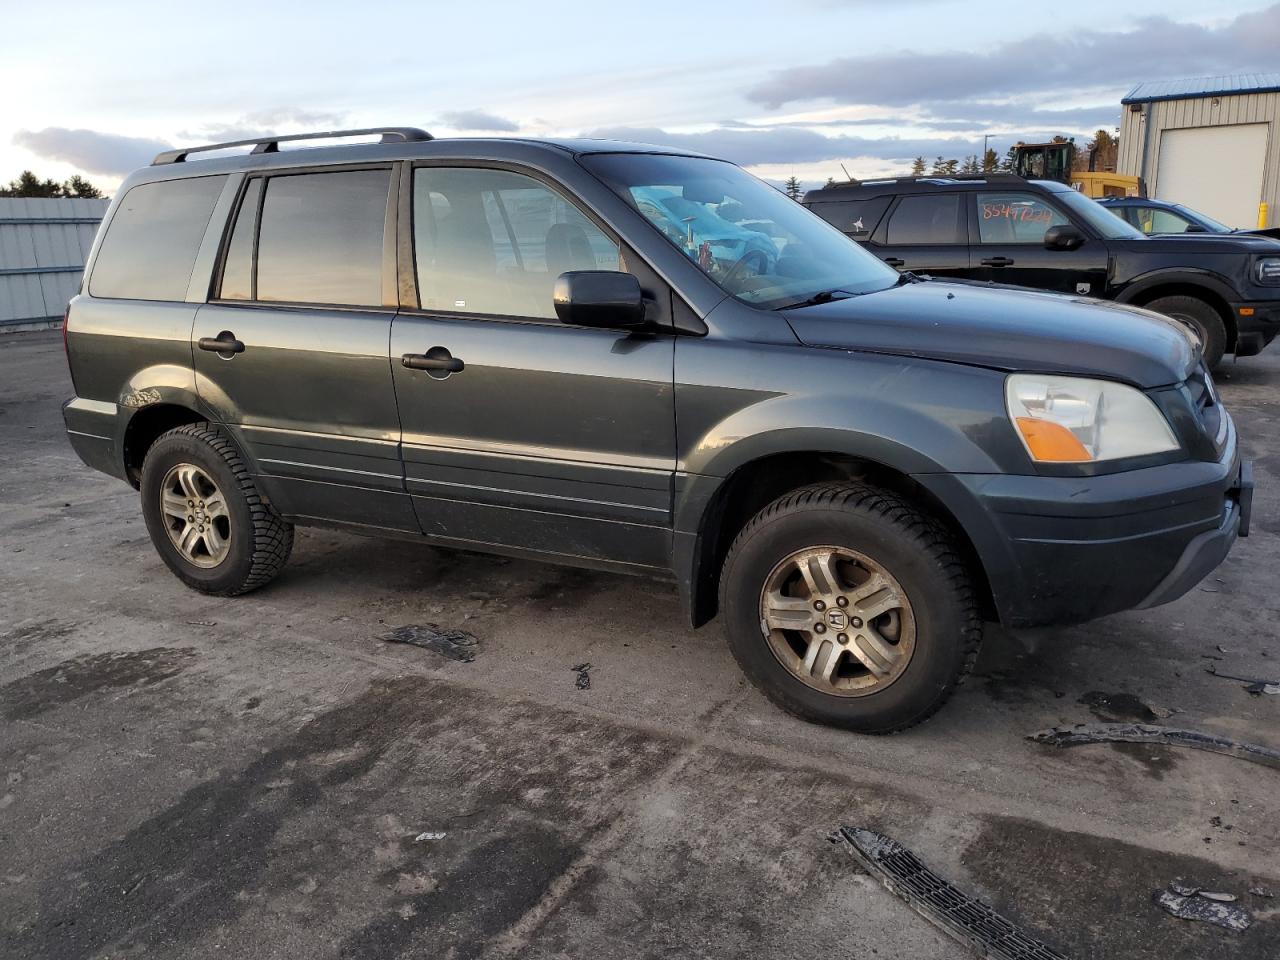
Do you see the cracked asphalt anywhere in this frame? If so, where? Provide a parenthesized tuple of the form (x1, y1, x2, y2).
(2, 329, 1278, 959)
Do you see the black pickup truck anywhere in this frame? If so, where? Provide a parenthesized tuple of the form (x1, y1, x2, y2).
(804, 174, 1280, 368)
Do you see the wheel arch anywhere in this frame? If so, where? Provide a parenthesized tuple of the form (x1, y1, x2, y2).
(681, 450, 996, 629)
(1115, 272, 1237, 348)
(121, 402, 209, 487)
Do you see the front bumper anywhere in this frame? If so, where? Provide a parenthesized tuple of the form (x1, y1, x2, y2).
(916, 441, 1251, 628)
(1231, 300, 1280, 356)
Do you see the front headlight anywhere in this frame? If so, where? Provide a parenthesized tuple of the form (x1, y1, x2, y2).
(1256, 257, 1280, 284)
(1005, 374, 1180, 463)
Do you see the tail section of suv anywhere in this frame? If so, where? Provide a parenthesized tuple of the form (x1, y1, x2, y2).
(803, 174, 1280, 368)
(63, 130, 1253, 732)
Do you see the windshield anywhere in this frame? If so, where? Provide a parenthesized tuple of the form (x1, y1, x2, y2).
(582, 153, 899, 308)
(1175, 204, 1232, 233)
(1048, 187, 1144, 240)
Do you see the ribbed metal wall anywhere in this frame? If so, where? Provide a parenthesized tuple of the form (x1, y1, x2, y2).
(0, 197, 108, 329)
(1118, 92, 1280, 225)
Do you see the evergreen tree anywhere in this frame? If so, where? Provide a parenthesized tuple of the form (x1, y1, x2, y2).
(931, 157, 958, 176)
(999, 147, 1017, 173)
(784, 176, 803, 201)
(0, 170, 107, 198)
(910, 156, 926, 176)
(981, 148, 999, 173)
(825, 177, 837, 188)
(960, 155, 980, 175)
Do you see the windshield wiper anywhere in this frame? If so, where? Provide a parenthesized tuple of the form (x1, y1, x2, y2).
(775, 289, 858, 310)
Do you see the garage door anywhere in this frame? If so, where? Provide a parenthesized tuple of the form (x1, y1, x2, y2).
(1156, 123, 1268, 228)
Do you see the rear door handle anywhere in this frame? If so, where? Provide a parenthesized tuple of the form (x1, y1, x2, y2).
(883, 257, 905, 267)
(401, 347, 464, 376)
(197, 332, 245, 354)
(980, 257, 1015, 267)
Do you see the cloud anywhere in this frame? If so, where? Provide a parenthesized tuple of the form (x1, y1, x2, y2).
(176, 108, 348, 145)
(439, 109, 519, 132)
(12, 127, 173, 176)
(584, 124, 985, 166)
(748, 4, 1280, 108)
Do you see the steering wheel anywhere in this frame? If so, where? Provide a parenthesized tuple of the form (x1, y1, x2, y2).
(720, 250, 769, 290)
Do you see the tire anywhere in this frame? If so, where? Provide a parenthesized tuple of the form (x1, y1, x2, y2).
(140, 422, 293, 595)
(719, 482, 981, 733)
(1145, 295, 1227, 369)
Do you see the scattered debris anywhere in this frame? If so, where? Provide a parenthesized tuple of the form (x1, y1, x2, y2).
(1078, 691, 1165, 723)
(413, 831, 446, 842)
(1249, 886, 1274, 898)
(1200, 891, 1238, 902)
(571, 662, 591, 690)
(380, 624, 478, 662)
(831, 826, 1071, 960)
(1205, 666, 1280, 695)
(1029, 723, 1280, 772)
(1154, 885, 1252, 932)
(185, 620, 216, 627)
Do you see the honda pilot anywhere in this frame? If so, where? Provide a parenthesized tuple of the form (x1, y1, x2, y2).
(62, 129, 1253, 732)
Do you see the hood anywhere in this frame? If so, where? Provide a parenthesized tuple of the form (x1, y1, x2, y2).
(1122, 231, 1280, 253)
(782, 280, 1197, 389)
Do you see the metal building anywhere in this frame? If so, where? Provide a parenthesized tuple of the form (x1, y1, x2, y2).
(0, 197, 109, 331)
(1118, 73, 1280, 229)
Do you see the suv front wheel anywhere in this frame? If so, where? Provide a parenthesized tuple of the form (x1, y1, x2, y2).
(719, 482, 981, 733)
(140, 422, 294, 595)
(1145, 295, 1227, 369)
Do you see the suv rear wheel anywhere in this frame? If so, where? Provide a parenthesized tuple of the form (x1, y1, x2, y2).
(1145, 295, 1227, 369)
(140, 422, 293, 595)
(719, 482, 980, 733)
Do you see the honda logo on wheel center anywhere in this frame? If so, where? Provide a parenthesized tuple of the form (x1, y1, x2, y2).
(827, 609, 849, 629)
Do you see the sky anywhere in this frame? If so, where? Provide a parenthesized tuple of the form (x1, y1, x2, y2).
(2, 0, 1278, 193)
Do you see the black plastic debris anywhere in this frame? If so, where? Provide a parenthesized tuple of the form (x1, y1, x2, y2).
(1154, 885, 1252, 932)
(832, 826, 1070, 960)
(1029, 723, 1280, 772)
(571, 662, 591, 690)
(380, 624, 478, 662)
(1205, 666, 1280, 696)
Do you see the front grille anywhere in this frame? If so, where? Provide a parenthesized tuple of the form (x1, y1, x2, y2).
(1186, 364, 1227, 455)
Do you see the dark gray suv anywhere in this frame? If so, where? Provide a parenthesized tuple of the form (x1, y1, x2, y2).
(62, 128, 1253, 732)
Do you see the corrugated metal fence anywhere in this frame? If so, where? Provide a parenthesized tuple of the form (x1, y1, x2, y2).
(0, 197, 109, 330)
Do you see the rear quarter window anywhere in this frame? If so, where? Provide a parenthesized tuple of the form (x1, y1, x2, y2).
(806, 197, 890, 239)
(89, 176, 226, 300)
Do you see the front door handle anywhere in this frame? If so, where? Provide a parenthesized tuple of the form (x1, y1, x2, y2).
(197, 331, 245, 354)
(980, 256, 1016, 267)
(402, 346, 464, 378)
(883, 257, 905, 267)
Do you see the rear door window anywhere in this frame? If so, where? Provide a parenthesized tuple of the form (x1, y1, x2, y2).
(976, 192, 1069, 244)
(254, 169, 390, 306)
(883, 194, 962, 245)
(89, 176, 226, 300)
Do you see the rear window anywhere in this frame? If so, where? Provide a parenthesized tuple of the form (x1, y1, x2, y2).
(255, 170, 390, 306)
(884, 194, 962, 245)
(89, 176, 226, 301)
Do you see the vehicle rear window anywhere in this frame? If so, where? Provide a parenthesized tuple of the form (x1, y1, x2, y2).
(255, 170, 390, 306)
(884, 194, 962, 245)
(805, 197, 891, 239)
(89, 176, 226, 301)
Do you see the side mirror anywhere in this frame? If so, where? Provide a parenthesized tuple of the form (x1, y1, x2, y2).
(553, 271, 646, 329)
(1044, 224, 1084, 251)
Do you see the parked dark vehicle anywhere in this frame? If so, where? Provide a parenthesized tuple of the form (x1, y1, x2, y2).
(804, 174, 1280, 368)
(63, 130, 1252, 732)
(1097, 195, 1280, 241)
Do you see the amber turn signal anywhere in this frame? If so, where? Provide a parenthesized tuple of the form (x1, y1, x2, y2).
(1014, 417, 1092, 462)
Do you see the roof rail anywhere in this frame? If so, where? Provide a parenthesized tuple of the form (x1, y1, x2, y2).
(152, 127, 433, 165)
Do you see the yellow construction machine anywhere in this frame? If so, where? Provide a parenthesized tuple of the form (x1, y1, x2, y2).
(1012, 140, 1142, 198)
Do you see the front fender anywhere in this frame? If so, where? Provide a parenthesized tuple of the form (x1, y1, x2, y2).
(1113, 267, 1239, 306)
